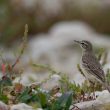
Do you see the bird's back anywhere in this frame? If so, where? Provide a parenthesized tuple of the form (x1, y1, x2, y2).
(81, 51, 105, 83)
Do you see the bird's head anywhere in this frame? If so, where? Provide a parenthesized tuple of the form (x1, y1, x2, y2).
(74, 40, 93, 51)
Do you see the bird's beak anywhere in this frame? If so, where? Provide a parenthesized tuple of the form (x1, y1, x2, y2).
(74, 40, 81, 44)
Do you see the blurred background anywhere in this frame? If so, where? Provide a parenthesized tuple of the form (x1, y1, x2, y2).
(1, 0, 110, 89)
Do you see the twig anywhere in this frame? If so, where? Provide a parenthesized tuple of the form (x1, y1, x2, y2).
(12, 24, 28, 68)
(70, 105, 81, 110)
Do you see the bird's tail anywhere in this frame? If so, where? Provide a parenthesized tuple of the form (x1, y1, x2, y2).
(104, 82, 110, 93)
(106, 86, 110, 93)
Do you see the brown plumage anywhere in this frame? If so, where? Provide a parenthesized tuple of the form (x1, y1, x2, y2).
(74, 40, 110, 92)
(82, 50, 105, 83)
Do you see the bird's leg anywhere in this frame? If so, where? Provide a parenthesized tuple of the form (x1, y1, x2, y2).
(93, 84, 96, 100)
(90, 81, 96, 100)
(89, 80, 96, 100)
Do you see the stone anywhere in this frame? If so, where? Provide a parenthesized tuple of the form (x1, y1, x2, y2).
(0, 101, 8, 110)
(11, 103, 33, 110)
(72, 90, 110, 110)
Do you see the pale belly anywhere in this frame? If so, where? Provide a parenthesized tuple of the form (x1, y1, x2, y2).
(84, 70, 98, 83)
(81, 65, 102, 84)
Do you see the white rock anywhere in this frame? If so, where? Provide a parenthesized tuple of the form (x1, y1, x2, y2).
(0, 101, 8, 110)
(11, 103, 33, 110)
(97, 90, 110, 102)
(73, 90, 110, 110)
(50, 21, 110, 47)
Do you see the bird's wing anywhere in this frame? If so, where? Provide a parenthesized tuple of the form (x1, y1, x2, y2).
(82, 54, 105, 83)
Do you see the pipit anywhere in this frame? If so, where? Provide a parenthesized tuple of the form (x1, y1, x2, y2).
(74, 40, 110, 93)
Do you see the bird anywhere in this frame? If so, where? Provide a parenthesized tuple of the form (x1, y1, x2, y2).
(74, 40, 110, 93)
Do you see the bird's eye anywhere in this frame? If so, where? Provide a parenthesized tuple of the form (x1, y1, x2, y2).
(81, 42, 87, 48)
(81, 42, 85, 45)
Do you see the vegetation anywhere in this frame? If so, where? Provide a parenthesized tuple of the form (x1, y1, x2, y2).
(0, 25, 110, 110)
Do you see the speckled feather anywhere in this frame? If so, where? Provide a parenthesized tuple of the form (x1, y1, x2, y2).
(82, 51, 105, 83)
